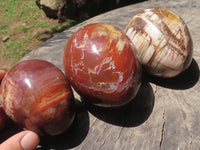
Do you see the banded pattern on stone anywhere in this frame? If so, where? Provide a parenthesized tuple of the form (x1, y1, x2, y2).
(125, 7, 193, 77)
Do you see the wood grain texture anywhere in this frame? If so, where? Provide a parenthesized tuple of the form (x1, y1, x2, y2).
(14, 0, 200, 149)
(125, 7, 193, 78)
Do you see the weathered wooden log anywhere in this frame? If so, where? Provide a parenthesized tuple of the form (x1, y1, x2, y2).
(1, 0, 200, 149)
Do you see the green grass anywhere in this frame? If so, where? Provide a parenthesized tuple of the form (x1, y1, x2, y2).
(1, 0, 20, 18)
(3, 38, 29, 58)
(0, 0, 76, 60)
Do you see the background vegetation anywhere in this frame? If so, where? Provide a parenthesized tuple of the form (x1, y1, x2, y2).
(0, 0, 76, 70)
(0, 0, 145, 70)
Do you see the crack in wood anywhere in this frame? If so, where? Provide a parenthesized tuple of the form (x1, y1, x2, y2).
(96, 125, 109, 143)
(186, 18, 194, 25)
(90, 118, 97, 128)
(159, 109, 166, 149)
(190, 134, 193, 149)
(117, 127, 124, 139)
(99, 132, 110, 150)
(126, 130, 136, 149)
(155, 85, 158, 94)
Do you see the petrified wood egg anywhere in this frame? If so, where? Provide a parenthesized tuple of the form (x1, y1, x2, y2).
(0, 59, 75, 136)
(125, 7, 193, 78)
(63, 23, 141, 107)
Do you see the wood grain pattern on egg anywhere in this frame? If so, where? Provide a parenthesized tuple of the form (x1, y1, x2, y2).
(63, 23, 141, 107)
(125, 7, 193, 78)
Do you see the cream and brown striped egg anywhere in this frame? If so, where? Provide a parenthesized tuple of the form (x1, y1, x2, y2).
(125, 7, 193, 78)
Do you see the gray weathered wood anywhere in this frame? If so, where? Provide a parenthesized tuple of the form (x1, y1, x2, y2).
(19, 0, 200, 149)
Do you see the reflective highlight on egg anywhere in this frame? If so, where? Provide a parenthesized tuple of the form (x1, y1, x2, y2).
(125, 7, 193, 77)
(63, 23, 141, 107)
(1, 59, 75, 136)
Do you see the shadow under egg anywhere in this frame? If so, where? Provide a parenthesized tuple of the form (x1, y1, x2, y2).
(144, 59, 199, 90)
(0, 120, 23, 143)
(38, 99, 90, 149)
(82, 81, 155, 127)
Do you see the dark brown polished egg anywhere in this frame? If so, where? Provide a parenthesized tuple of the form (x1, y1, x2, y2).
(0, 59, 76, 136)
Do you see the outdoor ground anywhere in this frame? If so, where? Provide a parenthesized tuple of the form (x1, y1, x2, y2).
(0, 0, 146, 71)
(0, 0, 77, 71)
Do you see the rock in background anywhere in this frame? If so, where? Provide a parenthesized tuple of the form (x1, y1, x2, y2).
(36, 0, 65, 19)
(36, 0, 146, 22)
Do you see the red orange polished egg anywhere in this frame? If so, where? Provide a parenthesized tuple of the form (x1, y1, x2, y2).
(63, 23, 142, 107)
(0, 59, 75, 136)
(0, 23, 142, 136)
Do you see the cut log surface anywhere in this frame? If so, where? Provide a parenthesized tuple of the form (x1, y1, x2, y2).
(8, 0, 200, 149)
